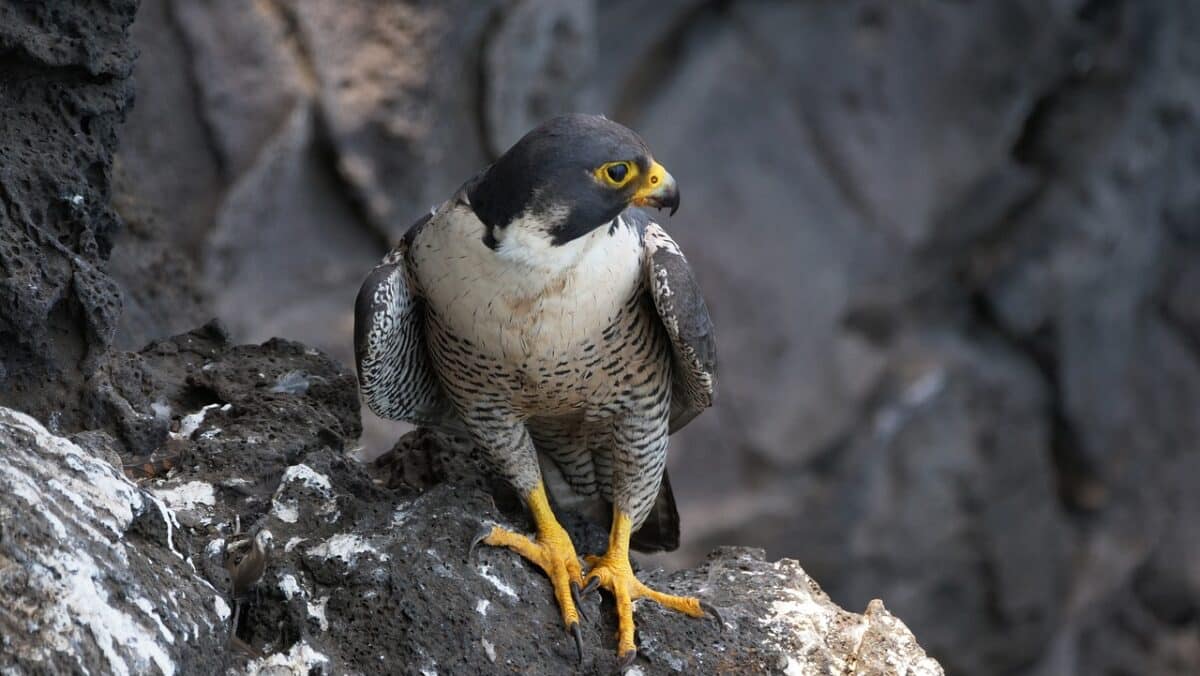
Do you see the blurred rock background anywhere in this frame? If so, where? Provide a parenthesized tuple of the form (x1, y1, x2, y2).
(9, 0, 1195, 674)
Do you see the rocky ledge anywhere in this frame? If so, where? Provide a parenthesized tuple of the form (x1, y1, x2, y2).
(0, 325, 942, 675)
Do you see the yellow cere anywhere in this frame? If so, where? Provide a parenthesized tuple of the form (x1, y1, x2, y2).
(631, 160, 671, 201)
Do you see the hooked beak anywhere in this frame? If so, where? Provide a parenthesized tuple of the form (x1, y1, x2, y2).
(631, 160, 680, 216)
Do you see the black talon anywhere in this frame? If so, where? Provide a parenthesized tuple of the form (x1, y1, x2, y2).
(581, 576, 600, 597)
(617, 648, 638, 672)
(571, 623, 584, 664)
(571, 581, 588, 622)
(468, 526, 492, 562)
(700, 600, 725, 631)
(228, 600, 241, 643)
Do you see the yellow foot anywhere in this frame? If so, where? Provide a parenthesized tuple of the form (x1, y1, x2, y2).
(471, 523, 586, 659)
(583, 552, 722, 667)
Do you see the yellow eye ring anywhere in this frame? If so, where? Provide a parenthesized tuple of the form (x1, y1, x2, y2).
(595, 161, 638, 188)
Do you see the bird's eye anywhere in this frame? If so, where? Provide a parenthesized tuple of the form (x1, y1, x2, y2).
(596, 161, 636, 187)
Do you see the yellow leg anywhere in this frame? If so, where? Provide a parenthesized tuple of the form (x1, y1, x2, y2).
(584, 509, 718, 666)
(476, 482, 585, 651)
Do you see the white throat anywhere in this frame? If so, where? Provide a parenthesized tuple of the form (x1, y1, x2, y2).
(492, 210, 624, 278)
(413, 208, 644, 362)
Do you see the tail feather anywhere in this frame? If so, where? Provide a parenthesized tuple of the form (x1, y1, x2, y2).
(630, 471, 680, 553)
(538, 451, 681, 554)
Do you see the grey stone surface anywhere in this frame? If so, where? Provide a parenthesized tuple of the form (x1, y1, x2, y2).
(107, 171, 210, 352)
(0, 408, 228, 675)
(171, 0, 306, 180)
(4, 0, 1199, 674)
(202, 104, 380, 371)
(482, 0, 597, 156)
(113, 0, 225, 257)
(0, 329, 943, 674)
(597, 2, 1200, 673)
(288, 0, 500, 241)
(0, 0, 137, 430)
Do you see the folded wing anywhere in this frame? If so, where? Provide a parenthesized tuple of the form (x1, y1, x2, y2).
(643, 221, 717, 434)
(354, 214, 459, 432)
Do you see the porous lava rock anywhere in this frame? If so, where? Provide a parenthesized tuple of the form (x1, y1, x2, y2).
(0, 326, 942, 675)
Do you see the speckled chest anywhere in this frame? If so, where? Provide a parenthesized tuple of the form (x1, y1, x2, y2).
(409, 205, 663, 415)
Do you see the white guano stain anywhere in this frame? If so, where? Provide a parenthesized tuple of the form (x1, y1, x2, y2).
(476, 564, 518, 600)
(278, 464, 333, 491)
(306, 533, 390, 564)
(145, 495, 184, 560)
(151, 481, 216, 524)
(214, 596, 231, 622)
(150, 401, 171, 421)
(245, 640, 330, 675)
(270, 464, 338, 524)
(205, 538, 226, 558)
(392, 504, 411, 528)
(278, 575, 304, 600)
(133, 597, 175, 644)
(270, 501, 300, 524)
(308, 596, 330, 631)
(0, 410, 176, 676)
(172, 404, 220, 440)
(52, 550, 177, 676)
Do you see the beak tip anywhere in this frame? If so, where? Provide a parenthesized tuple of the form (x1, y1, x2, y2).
(635, 163, 680, 216)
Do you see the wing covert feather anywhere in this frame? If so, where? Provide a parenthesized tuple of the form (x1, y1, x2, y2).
(642, 222, 717, 434)
(354, 214, 459, 431)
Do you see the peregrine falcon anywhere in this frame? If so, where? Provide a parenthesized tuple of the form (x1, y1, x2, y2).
(355, 114, 717, 665)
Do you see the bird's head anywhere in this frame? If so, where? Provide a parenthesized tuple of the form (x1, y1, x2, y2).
(467, 114, 679, 256)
